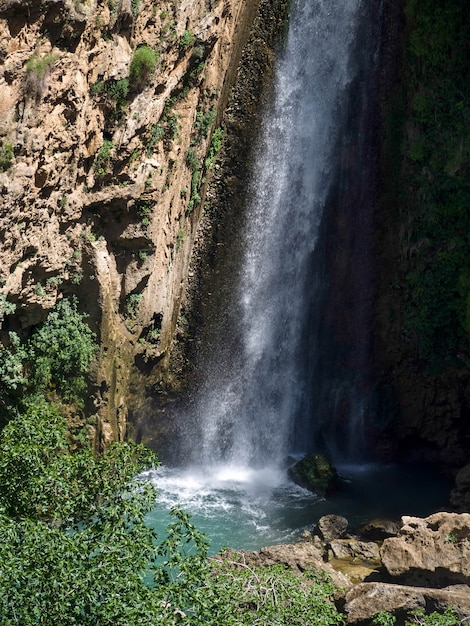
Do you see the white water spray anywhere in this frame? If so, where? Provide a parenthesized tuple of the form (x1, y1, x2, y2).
(192, 0, 367, 470)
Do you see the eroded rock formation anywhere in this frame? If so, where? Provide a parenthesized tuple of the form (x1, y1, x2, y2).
(0, 0, 265, 445)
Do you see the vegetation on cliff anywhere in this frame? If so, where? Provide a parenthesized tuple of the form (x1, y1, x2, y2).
(393, 0, 470, 368)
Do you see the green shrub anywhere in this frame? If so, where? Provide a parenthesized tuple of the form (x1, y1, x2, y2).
(179, 29, 195, 49)
(0, 396, 346, 625)
(129, 46, 158, 91)
(205, 127, 224, 169)
(146, 123, 164, 155)
(0, 142, 13, 172)
(125, 292, 142, 318)
(0, 298, 96, 413)
(195, 108, 216, 139)
(185, 147, 199, 172)
(27, 298, 97, 402)
(93, 139, 113, 179)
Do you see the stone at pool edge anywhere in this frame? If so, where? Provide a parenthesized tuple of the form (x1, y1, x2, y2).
(287, 452, 340, 497)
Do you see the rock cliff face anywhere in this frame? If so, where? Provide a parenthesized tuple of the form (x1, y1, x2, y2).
(0, 0, 261, 446)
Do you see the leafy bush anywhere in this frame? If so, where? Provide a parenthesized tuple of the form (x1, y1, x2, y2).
(179, 29, 195, 49)
(205, 127, 224, 169)
(0, 395, 346, 624)
(129, 46, 158, 92)
(197, 557, 344, 625)
(27, 298, 96, 401)
(93, 138, 114, 179)
(185, 147, 199, 172)
(125, 292, 142, 318)
(396, 0, 470, 366)
(195, 108, 216, 139)
(0, 141, 14, 171)
(0, 298, 96, 412)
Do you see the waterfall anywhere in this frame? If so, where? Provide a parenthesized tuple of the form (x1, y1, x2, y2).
(179, 0, 380, 470)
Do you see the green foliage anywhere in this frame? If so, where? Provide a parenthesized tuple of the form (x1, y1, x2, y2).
(200, 558, 344, 625)
(188, 169, 201, 212)
(27, 298, 96, 401)
(131, 0, 141, 15)
(146, 122, 164, 155)
(176, 228, 185, 250)
(373, 611, 396, 626)
(90, 78, 129, 117)
(373, 606, 464, 626)
(0, 141, 14, 171)
(0, 400, 155, 524)
(204, 127, 224, 169)
(405, 607, 462, 625)
(129, 46, 158, 92)
(0, 298, 96, 412)
(125, 293, 142, 318)
(396, 0, 470, 366)
(25, 52, 57, 99)
(179, 29, 195, 49)
(186, 147, 199, 172)
(137, 198, 152, 227)
(0, 331, 28, 410)
(0, 394, 346, 624)
(94, 139, 113, 179)
(195, 108, 216, 139)
(0, 294, 16, 322)
(26, 52, 56, 79)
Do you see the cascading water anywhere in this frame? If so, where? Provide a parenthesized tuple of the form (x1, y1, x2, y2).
(143, 0, 452, 552)
(189, 0, 368, 469)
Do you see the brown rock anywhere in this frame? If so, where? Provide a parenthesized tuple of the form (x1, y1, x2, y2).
(450, 464, 470, 512)
(380, 513, 470, 585)
(225, 543, 352, 589)
(329, 538, 381, 563)
(316, 514, 349, 543)
(345, 582, 470, 624)
(359, 518, 401, 541)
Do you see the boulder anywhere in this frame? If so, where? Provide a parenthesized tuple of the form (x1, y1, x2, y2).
(359, 518, 401, 541)
(288, 453, 339, 496)
(345, 582, 470, 624)
(329, 538, 381, 563)
(380, 513, 470, 585)
(222, 543, 352, 589)
(450, 464, 470, 512)
(316, 514, 349, 543)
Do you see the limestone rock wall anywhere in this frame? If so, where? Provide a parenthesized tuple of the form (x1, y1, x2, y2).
(0, 0, 259, 446)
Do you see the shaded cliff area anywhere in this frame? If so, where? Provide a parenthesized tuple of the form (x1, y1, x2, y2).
(374, 0, 470, 478)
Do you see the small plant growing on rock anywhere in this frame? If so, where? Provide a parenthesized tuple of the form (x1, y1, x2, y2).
(25, 52, 57, 100)
(93, 139, 113, 179)
(179, 30, 195, 49)
(129, 46, 158, 92)
(0, 142, 13, 172)
(125, 293, 142, 318)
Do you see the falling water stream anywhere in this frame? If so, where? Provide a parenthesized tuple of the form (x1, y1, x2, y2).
(144, 0, 451, 552)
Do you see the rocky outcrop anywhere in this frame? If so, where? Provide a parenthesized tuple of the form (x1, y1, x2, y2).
(288, 453, 340, 496)
(450, 464, 470, 513)
(242, 513, 470, 624)
(0, 0, 266, 445)
(380, 513, 470, 586)
(344, 582, 470, 625)
(223, 542, 352, 590)
(316, 514, 349, 543)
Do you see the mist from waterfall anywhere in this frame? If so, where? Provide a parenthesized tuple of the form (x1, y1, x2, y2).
(142, 0, 453, 555)
(181, 0, 371, 470)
